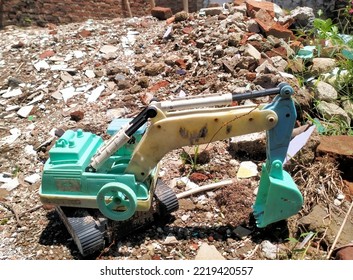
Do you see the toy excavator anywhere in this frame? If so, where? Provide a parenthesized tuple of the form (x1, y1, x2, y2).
(39, 82, 303, 256)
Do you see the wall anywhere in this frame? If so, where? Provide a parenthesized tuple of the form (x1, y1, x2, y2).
(0, 0, 152, 27)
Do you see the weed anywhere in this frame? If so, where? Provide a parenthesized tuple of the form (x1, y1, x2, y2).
(286, 231, 318, 260)
(180, 145, 200, 172)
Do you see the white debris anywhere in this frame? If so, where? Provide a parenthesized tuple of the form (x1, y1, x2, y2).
(334, 199, 342, 206)
(0, 177, 19, 191)
(60, 86, 77, 103)
(195, 243, 225, 260)
(2, 88, 23, 98)
(178, 177, 199, 190)
(76, 84, 93, 92)
(5, 105, 20, 112)
(261, 240, 278, 260)
(163, 234, 179, 245)
(24, 145, 37, 156)
(181, 214, 190, 221)
(73, 50, 85, 58)
(50, 63, 69, 71)
(237, 161, 258, 178)
(33, 60, 50, 71)
(85, 69, 95, 78)
(27, 93, 44, 105)
(24, 174, 41, 184)
(0, 173, 12, 183)
(87, 84, 105, 103)
(0, 128, 21, 147)
(100, 44, 118, 54)
(17, 105, 34, 118)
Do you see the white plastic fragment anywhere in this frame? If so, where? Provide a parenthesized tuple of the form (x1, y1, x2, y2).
(285, 125, 316, 163)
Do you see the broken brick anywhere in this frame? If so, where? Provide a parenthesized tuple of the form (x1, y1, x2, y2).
(246, 0, 275, 18)
(151, 6, 173, 20)
(39, 50, 55, 59)
(70, 110, 84, 122)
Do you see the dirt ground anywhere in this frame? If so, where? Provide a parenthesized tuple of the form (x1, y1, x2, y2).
(0, 7, 350, 261)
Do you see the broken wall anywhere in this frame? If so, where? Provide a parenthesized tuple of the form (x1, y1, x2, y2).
(0, 0, 152, 27)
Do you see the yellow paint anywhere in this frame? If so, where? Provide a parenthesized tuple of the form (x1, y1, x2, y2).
(125, 105, 278, 182)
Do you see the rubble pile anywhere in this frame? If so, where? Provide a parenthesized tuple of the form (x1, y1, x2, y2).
(0, 1, 352, 260)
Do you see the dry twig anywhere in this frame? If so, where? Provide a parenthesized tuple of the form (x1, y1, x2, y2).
(326, 200, 353, 260)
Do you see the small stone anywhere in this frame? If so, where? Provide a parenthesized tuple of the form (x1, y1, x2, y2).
(233, 226, 252, 239)
(195, 243, 225, 260)
(100, 45, 118, 54)
(261, 240, 278, 260)
(237, 161, 258, 178)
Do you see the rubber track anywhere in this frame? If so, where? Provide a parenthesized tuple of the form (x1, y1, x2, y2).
(154, 181, 179, 216)
(56, 207, 105, 256)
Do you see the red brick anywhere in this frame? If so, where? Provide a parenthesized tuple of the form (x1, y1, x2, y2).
(336, 246, 353, 260)
(266, 23, 294, 41)
(149, 80, 170, 92)
(151, 6, 173, 20)
(39, 50, 55, 59)
(246, 0, 275, 18)
(233, 0, 246, 5)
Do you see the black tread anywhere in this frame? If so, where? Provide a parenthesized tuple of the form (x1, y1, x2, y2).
(56, 207, 106, 256)
(154, 180, 179, 216)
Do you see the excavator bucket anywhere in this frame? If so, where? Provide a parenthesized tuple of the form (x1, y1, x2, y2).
(253, 160, 303, 228)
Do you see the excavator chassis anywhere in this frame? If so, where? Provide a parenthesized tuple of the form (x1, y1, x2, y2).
(55, 181, 178, 257)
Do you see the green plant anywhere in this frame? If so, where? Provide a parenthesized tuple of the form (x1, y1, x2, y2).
(12, 165, 20, 176)
(322, 117, 353, 136)
(180, 145, 200, 173)
(286, 231, 318, 260)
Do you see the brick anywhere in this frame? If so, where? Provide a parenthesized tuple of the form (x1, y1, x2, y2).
(336, 246, 353, 260)
(246, 0, 275, 18)
(234, 0, 246, 5)
(151, 6, 173, 20)
(266, 23, 294, 41)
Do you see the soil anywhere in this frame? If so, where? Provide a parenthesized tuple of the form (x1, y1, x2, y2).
(0, 10, 348, 261)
